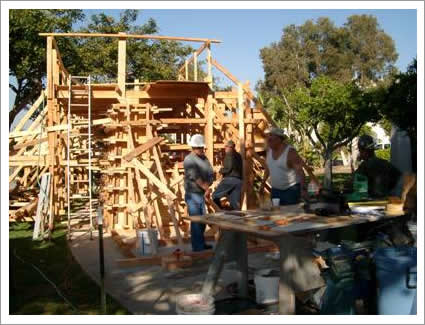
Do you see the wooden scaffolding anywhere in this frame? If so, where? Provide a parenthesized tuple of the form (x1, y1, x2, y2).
(9, 32, 275, 241)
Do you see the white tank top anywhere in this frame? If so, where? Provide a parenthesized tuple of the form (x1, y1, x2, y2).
(266, 145, 298, 190)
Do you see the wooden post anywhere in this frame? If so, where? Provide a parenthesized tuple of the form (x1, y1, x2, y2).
(207, 43, 212, 87)
(193, 52, 198, 82)
(46, 36, 56, 231)
(185, 60, 189, 81)
(134, 79, 140, 92)
(118, 32, 127, 97)
(238, 84, 246, 210)
(52, 46, 59, 87)
(205, 96, 214, 164)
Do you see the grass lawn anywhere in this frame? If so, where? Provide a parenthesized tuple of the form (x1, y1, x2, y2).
(9, 222, 130, 315)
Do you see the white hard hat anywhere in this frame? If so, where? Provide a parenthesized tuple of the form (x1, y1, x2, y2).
(188, 134, 206, 148)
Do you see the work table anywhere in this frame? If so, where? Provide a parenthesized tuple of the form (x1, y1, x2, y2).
(184, 204, 404, 314)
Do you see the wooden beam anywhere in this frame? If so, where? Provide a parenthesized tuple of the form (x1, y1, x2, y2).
(12, 137, 48, 150)
(52, 38, 69, 80)
(148, 125, 183, 248)
(212, 58, 276, 127)
(131, 159, 177, 200)
(9, 129, 45, 139)
(123, 137, 164, 162)
(117, 33, 127, 98)
(160, 118, 206, 124)
(205, 96, 214, 163)
(238, 84, 247, 210)
(194, 51, 198, 82)
(13, 91, 46, 132)
(207, 43, 212, 86)
(39, 33, 221, 43)
(179, 41, 211, 73)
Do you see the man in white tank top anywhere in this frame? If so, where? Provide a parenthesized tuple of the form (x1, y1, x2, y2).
(259, 128, 320, 205)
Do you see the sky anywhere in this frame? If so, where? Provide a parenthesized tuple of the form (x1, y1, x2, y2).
(81, 9, 418, 89)
(7, 8, 419, 129)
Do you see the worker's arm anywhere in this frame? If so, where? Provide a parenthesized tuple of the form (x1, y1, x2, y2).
(287, 149, 308, 198)
(300, 158, 321, 192)
(185, 159, 211, 198)
(196, 178, 212, 200)
(259, 165, 270, 193)
(219, 153, 232, 176)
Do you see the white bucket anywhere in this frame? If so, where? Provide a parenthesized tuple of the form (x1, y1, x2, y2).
(272, 198, 280, 207)
(175, 293, 215, 315)
(137, 229, 158, 256)
(254, 269, 280, 305)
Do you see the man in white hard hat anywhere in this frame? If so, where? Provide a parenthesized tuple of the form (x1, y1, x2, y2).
(259, 127, 321, 204)
(184, 134, 214, 251)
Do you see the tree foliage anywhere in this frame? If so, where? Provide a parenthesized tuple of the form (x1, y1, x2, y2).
(74, 10, 193, 82)
(259, 15, 398, 94)
(9, 9, 194, 129)
(379, 58, 417, 171)
(9, 9, 84, 128)
(258, 14, 398, 186)
(286, 76, 380, 188)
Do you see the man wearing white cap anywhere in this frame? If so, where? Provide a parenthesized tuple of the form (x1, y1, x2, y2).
(212, 140, 243, 210)
(260, 127, 320, 205)
(184, 134, 214, 251)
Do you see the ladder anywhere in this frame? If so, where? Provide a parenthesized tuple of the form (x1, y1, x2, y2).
(67, 75, 95, 240)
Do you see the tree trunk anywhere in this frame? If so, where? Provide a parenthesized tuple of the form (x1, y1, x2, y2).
(349, 141, 355, 174)
(323, 150, 333, 190)
(9, 108, 20, 130)
(340, 149, 349, 166)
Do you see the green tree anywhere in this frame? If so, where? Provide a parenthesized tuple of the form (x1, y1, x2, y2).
(259, 15, 398, 94)
(344, 15, 398, 86)
(9, 9, 84, 129)
(289, 76, 380, 188)
(74, 10, 193, 82)
(380, 59, 417, 171)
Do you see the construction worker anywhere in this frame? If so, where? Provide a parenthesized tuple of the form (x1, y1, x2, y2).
(184, 134, 214, 251)
(353, 134, 402, 198)
(259, 128, 320, 205)
(212, 140, 243, 210)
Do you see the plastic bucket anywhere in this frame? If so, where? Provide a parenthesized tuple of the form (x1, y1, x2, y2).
(137, 229, 158, 256)
(272, 198, 280, 207)
(374, 246, 417, 315)
(254, 269, 280, 305)
(175, 293, 215, 315)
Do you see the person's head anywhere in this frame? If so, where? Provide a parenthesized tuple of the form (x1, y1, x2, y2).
(189, 134, 206, 157)
(225, 140, 236, 154)
(266, 127, 286, 150)
(357, 135, 375, 160)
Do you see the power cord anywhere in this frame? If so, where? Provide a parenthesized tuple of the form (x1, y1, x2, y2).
(13, 248, 79, 314)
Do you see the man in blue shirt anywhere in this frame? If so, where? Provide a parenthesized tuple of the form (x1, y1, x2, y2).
(184, 134, 214, 251)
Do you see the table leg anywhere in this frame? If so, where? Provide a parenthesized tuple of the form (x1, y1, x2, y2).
(234, 232, 248, 297)
(277, 237, 296, 315)
(201, 231, 233, 296)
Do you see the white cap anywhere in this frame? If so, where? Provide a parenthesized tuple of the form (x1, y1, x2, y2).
(188, 134, 206, 148)
(265, 127, 286, 138)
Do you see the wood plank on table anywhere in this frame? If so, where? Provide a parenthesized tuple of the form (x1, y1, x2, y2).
(185, 208, 404, 237)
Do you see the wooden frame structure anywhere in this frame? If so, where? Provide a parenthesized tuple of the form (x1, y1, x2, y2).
(9, 32, 275, 240)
